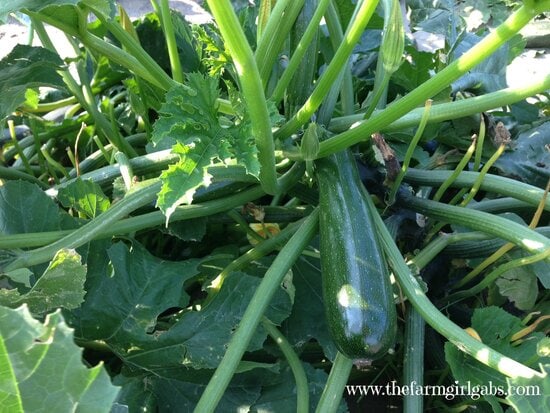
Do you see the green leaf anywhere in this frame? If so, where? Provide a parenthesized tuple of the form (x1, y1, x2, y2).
(0, 0, 114, 18)
(0, 249, 86, 314)
(119, 271, 292, 371)
(166, 218, 207, 242)
(78, 240, 200, 341)
(507, 364, 550, 413)
(0, 305, 119, 412)
(113, 368, 264, 412)
(0, 45, 65, 121)
(135, 11, 200, 76)
(452, 33, 508, 94)
(57, 178, 110, 218)
(281, 255, 338, 361)
(495, 258, 539, 310)
(250, 362, 347, 413)
(495, 122, 550, 190)
(0, 180, 61, 235)
(152, 73, 259, 221)
(445, 306, 549, 406)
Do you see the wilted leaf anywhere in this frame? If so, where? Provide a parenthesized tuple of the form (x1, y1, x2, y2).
(0, 305, 119, 412)
(0, 249, 86, 314)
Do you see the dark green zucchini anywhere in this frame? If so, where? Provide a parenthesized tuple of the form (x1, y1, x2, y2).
(317, 149, 396, 360)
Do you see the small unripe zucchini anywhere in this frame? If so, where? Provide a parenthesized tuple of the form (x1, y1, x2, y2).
(316, 149, 396, 360)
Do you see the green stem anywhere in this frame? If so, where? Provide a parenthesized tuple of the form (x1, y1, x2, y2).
(317, 4, 541, 157)
(446, 248, 550, 303)
(261, 318, 309, 413)
(274, 0, 380, 139)
(0, 166, 48, 189)
(90, 11, 176, 91)
(158, 0, 184, 82)
(432, 138, 476, 202)
(459, 144, 506, 207)
(194, 208, 319, 412)
(403, 305, 425, 413)
(388, 100, 432, 204)
(255, 0, 305, 86)
(367, 196, 541, 379)
(207, 218, 303, 302)
(207, 0, 278, 195)
(0, 186, 267, 250)
(4, 180, 162, 271)
(329, 74, 550, 134)
(315, 352, 353, 413)
(399, 193, 550, 255)
(270, 0, 330, 102)
(403, 168, 550, 212)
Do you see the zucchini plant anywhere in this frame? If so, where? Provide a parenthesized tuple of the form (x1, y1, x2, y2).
(0, 0, 549, 412)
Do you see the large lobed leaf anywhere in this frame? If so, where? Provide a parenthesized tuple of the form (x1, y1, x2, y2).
(78, 240, 200, 342)
(0, 305, 119, 412)
(152, 73, 260, 221)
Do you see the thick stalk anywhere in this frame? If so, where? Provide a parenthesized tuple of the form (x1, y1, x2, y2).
(157, 0, 184, 82)
(261, 318, 309, 413)
(328, 75, 550, 133)
(255, 0, 305, 86)
(207, 0, 278, 194)
(403, 305, 425, 413)
(194, 209, 319, 412)
(0, 186, 266, 249)
(270, 0, 330, 102)
(4, 181, 162, 271)
(367, 197, 541, 379)
(403, 168, 550, 212)
(399, 193, 550, 255)
(274, 0, 380, 139)
(318, 5, 541, 157)
(315, 352, 354, 413)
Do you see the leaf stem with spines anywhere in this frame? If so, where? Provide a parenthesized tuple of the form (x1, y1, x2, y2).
(403, 168, 550, 212)
(398, 193, 550, 255)
(254, 0, 305, 87)
(366, 196, 541, 379)
(206, 0, 278, 195)
(316, 3, 543, 157)
(314, 352, 353, 413)
(274, 0, 380, 139)
(261, 318, 309, 413)
(194, 208, 319, 412)
(270, 0, 330, 103)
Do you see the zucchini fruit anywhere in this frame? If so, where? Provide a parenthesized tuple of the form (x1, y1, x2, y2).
(317, 149, 396, 360)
